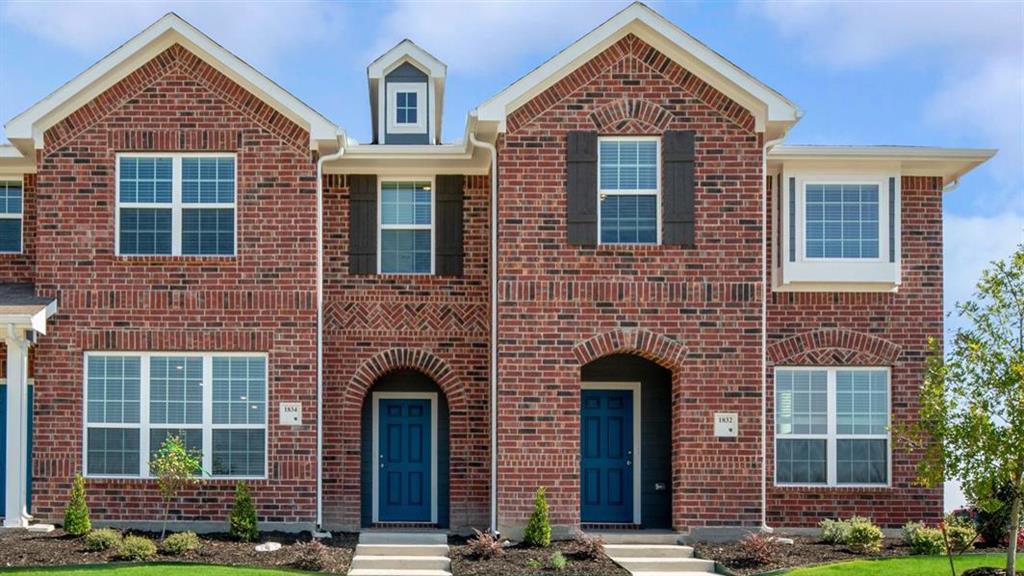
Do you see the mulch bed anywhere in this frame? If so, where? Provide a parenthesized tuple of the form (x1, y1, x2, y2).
(963, 570, 1023, 576)
(696, 536, 1006, 575)
(0, 528, 356, 573)
(449, 537, 629, 576)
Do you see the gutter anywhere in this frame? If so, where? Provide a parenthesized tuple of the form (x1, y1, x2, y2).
(315, 133, 346, 534)
(761, 135, 785, 533)
(469, 127, 499, 536)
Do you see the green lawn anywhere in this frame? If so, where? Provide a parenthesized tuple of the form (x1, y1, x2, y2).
(0, 565, 307, 576)
(783, 553, 1022, 576)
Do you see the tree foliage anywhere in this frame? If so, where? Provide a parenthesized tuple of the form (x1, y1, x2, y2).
(901, 245, 1024, 575)
(148, 435, 202, 539)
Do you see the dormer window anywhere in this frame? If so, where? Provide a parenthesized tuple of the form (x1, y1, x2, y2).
(386, 82, 427, 135)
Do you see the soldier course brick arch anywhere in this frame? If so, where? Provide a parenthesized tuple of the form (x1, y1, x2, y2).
(573, 327, 687, 371)
(345, 348, 467, 411)
(768, 328, 903, 366)
(589, 98, 674, 134)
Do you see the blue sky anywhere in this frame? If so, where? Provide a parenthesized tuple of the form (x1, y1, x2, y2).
(1, 0, 1022, 508)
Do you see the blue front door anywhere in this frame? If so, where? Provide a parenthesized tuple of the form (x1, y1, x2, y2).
(0, 384, 33, 518)
(378, 398, 432, 522)
(581, 389, 634, 523)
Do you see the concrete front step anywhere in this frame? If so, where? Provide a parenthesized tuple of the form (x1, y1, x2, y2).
(357, 531, 448, 545)
(604, 544, 695, 558)
(348, 565, 448, 569)
(615, 557, 716, 573)
(592, 531, 683, 545)
(356, 543, 450, 557)
(350, 555, 451, 571)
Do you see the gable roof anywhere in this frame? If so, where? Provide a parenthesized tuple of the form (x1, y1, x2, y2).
(475, 2, 801, 139)
(4, 12, 339, 154)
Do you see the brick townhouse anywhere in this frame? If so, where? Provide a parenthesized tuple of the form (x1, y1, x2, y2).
(0, 3, 994, 541)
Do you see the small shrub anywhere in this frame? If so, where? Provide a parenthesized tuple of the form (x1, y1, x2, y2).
(161, 531, 202, 555)
(526, 558, 542, 570)
(572, 530, 605, 560)
(466, 529, 504, 559)
(292, 540, 330, 572)
(63, 473, 91, 536)
(739, 532, 781, 566)
(904, 523, 944, 555)
(944, 514, 978, 553)
(115, 535, 157, 561)
(819, 518, 851, 545)
(1016, 527, 1024, 549)
(523, 486, 551, 548)
(84, 528, 121, 551)
(549, 551, 567, 571)
(229, 481, 259, 542)
(846, 517, 884, 554)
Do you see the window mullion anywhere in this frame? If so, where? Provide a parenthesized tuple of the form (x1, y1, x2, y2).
(172, 156, 183, 256)
(203, 355, 213, 478)
(140, 355, 150, 478)
(827, 368, 837, 487)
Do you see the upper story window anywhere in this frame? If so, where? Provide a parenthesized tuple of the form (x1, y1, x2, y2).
(0, 180, 23, 254)
(117, 154, 236, 257)
(777, 171, 899, 290)
(598, 137, 659, 245)
(84, 352, 267, 479)
(379, 179, 433, 274)
(805, 184, 879, 259)
(386, 82, 427, 135)
(775, 367, 890, 487)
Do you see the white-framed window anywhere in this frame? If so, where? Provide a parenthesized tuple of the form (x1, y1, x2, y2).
(116, 153, 236, 256)
(0, 180, 23, 254)
(598, 136, 660, 245)
(777, 171, 900, 289)
(774, 366, 890, 487)
(378, 178, 434, 275)
(386, 82, 427, 134)
(84, 352, 267, 479)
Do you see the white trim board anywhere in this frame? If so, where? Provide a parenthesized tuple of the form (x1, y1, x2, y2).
(581, 381, 642, 525)
(370, 391, 439, 525)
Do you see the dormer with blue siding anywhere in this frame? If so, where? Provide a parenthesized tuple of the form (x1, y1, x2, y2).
(368, 40, 446, 145)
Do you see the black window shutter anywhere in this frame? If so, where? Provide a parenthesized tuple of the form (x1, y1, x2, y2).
(566, 131, 598, 246)
(662, 130, 696, 247)
(435, 175, 465, 276)
(348, 174, 377, 274)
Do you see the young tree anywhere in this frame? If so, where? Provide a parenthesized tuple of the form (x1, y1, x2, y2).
(149, 435, 202, 539)
(903, 246, 1024, 575)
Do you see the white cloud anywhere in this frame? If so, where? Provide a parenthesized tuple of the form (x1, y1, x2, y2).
(1, 1, 340, 72)
(747, 2, 1024, 210)
(371, 0, 632, 75)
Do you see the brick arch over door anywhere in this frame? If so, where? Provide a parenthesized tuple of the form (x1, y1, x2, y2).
(573, 328, 687, 371)
(589, 98, 674, 134)
(768, 328, 903, 366)
(345, 348, 467, 413)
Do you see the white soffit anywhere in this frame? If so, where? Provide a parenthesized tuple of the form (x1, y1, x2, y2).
(768, 145, 998, 185)
(4, 13, 339, 153)
(0, 145, 34, 176)
(475, 2, 800, 135)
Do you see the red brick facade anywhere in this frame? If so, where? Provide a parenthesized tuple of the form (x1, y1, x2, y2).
(19, 43, 320, 525)
(0, 25, 946, 536)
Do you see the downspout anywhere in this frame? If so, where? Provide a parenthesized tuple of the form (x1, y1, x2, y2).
(316, 132, 346, 533)
(761, 135, 785, 533)
(469, 130, 499, 536)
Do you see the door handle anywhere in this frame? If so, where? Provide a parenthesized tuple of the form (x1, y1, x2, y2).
(626, 460, 632, 467)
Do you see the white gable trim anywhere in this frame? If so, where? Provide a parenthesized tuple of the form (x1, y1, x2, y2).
(368, 39, 447, 80)
(4, 13, 338, 153)
(475, 2, 800, 136)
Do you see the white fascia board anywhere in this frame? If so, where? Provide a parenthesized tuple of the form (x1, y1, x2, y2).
(475, 2, 799, 133)
(0, 146, 34, 175)
(5, 13, 338, 151)
(368, 39, 447, 80)
(768, 145, 997, 185)
(323, 140, 490, 175)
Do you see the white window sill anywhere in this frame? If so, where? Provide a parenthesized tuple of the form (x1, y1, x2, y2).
(776, 260, 901, 292)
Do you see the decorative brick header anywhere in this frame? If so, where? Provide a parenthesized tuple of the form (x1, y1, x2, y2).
(768, 328, 903, 366)
(589, 98, 673, 133)
(573, 328, 687, 370)
(346, 348, 467, 410)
